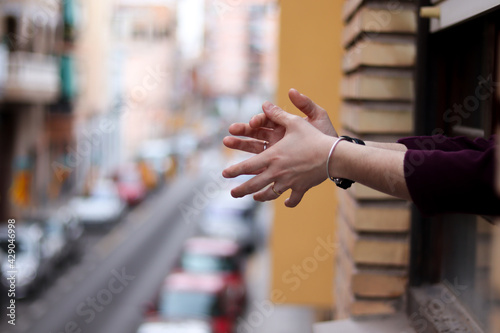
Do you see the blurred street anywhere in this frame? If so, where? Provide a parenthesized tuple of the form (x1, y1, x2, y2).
(1, 174, 203, 333)
(2, 1, 497, 332)
(0, 0, 283, 331)
(0, 1, 346, 332)
(0, 161, 312, 333)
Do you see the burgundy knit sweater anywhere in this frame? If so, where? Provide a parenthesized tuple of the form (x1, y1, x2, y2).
(397, 135, 500, 216)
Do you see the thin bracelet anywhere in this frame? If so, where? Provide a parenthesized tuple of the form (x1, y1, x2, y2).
(326, 137, 346, 181)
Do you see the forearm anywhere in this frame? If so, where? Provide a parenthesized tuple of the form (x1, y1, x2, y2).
(365, 141, 408, 152)
(328, 140, 411, 200)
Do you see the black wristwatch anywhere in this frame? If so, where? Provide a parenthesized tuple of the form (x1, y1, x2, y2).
(333, 136, 365, 190)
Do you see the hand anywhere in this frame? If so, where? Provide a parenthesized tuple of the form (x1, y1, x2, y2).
(222, 89, 337, 154)
(222, 102, 335, 207)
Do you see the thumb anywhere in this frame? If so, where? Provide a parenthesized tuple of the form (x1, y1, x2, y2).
(289, 88, 322, 119)
(262, 101, 292, 127)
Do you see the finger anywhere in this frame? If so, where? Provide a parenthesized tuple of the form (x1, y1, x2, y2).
(253, 184, 288, 202)
(230, 172, 273, 198)
(250, 113, 278, 129)
(229, 123, 273, 141)
(223, 136, 267, 154)
(222, 154, 269, 179)
(230, 167, 266, 176)
(284, 190, 305, 207)
(262, 101, 296, 127)
(288, 88, 325, 120)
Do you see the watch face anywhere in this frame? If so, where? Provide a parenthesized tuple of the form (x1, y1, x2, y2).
(334, 178, 354, 189)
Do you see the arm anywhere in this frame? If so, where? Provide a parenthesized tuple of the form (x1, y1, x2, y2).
(365, 141, 408, 152)
(223, 102, 411, 207)
(223, 96, 500, 214)
(330, 141, 410, 200)
(225, 88, 407, 155)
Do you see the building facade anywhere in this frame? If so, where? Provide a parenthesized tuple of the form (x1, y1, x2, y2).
(201, 0, 279, 123)
(308, 1, 500, 332)
(0, 0, 78, 220)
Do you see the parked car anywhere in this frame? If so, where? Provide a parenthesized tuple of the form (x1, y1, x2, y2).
(0, 251, 6, 307)
(200, 188, 258, 253)
(113, 164, 147, 206)
(179, 238, 246, 322)
(39, 215, 67, 267)
(181, 237, 242, 275)
(206, 187, 257, 219)
(69, 179, 126, 228)
(136, 319, 211, 333)
(50, 207, 84, 261)
(157, 272, 238, 333)
(0, 223, 51, 298)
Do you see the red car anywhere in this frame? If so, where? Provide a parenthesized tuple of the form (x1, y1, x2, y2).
(179, 238, 246, 322)
(113, 164, 147, 206)
(157, 272, 237, 333)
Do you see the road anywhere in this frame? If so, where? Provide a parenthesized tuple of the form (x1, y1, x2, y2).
(1, 174, 206, 333)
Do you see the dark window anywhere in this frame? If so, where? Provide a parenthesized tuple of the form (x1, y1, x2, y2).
(5, 16, 18, 52)
(409, 4, 500, 332)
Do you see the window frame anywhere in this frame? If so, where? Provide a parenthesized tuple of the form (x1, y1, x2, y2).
(408, 1, 500, 332)
(429, 0, 500, 32)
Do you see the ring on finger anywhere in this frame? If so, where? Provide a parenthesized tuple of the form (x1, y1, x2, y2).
(271, 183, 282, 197)
(263, 141, 269, 151)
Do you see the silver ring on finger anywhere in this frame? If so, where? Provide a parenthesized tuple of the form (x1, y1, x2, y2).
(263, 141, 269, 151)
(272, 183, 282, 197)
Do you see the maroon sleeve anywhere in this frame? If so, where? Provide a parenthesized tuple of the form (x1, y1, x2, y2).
(398, 135, 495, 152)
(401, 137, 500, 216)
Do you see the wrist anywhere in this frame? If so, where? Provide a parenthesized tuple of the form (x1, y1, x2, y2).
(327, 139, 349, 179)
(326, 136, 365, 189)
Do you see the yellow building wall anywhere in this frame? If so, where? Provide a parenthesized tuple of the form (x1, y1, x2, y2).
(270, 0, 343, 307)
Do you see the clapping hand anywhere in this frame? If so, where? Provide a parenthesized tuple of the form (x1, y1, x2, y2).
(222, 90, 338, 207)
(223, 89, 337, 154)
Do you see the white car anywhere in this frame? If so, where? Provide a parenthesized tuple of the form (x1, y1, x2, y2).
(137, 320, 211, 333)
(70, 180, 126, 227)
(0, 224, 50, 298)
(200, 188, 258, 252)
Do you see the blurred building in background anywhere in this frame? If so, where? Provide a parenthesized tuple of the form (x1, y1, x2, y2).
(199, 0, 278, 125)
(111, 0, 176, 161)
(0, 0, 79, 219)
(0, 0, 178, 218)
(72, 0, 116, 196)
(0, 0, 279, 219)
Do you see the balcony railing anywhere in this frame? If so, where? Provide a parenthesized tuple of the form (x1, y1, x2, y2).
(3, 51, 60, 104)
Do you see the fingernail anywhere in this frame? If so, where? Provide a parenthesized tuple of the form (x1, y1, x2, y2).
(263, 101, 274, 112)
